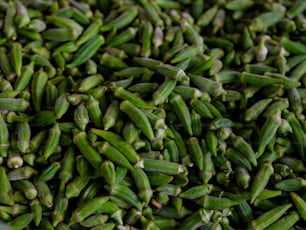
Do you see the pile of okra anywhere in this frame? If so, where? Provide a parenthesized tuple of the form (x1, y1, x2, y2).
(0, 0, 305, 229)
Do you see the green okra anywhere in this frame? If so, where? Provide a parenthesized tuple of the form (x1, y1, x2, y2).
(0, 113, 10, 157)
(171, 46, 201, 64)
(78, 181, 103, 206)
(11, 180, 37, 201)
(114, 87, 155, 110)
(43, 123, 61, 160)
(34, 181, 53, 208)
(250, 162, 274, 203)
(0, 1, 304, 229)
(54, 93, 70, 119)
(170, 94, 193, 136)
(9, 42, 22, 77)
(45, 81, 58, 107)
(4, 2, 16, 39)
(287, 112, 305, 161)
(226, 147, 252, 171)
(152, 79, 177, 106)
(101, 6, 138, 32)
(290, 192, 306, 221)
(107, 27, 138, 47)
(42, 28, 79, 41)
(73, 129, 102, 169)
(179, 184, 212, 200)
(80, 214, 109, 228)
(263, 98, 289, 118)
(141, 158, 186, 175)
(189, 74, 225, 97)
(51, 193, 68, 227)
(74, 103, 89, 131)
(38, 161, 61, 182)
(27, 18, 46, 32)
(235, 166, 251, 189)
(70, 196, 109, 224)
(190, 98, 214, 119)
(65, 176, 90, 199)
(0, 98, 29, 112)
(120, 100, 154, 141)
(231, 134, 257, 167)
(278, 157, 306, 172)
(7, 166, 37, 181)
(86, 95, 103, 128)
(247, 203, 292, 230)
(140, 20, 153, 58)
(128, 82, 159, 94)
(0, 166, 14, 206)
(140, 0, 163, 27)
(281, 37, 306, 55)
(249, 10, 285, 32)
(241, 72, 282, 87)
(97, 141, 133, 170)
(67, 35, 105, 68)
(257, 189, 282, 200)
(30, 199, 42, 227)
(265, 211, 299, 230)
(6, 150, 23, 169)
(90, 129, 140, 164)
(75, 155, 91, 177)
(103, 100, 120, 130)
(16, 121, 30, 153)
(90, 223, 116, 230)
(14, 1, 30, 28)
(31, 69, 48, 112)
(275, 178, 306, 191)
(9, 213, 34, 230)
(100, 160, 116, 185)
(156, 184, 181, 196)
(79, 74, 104, 93)
(197, 196, 241, 210)
(106, 183, 142, 211)
(100, 52, 128, 69)
(131, 167, 153, 204)
(245, 98, 273, 122)
(205, 130, 218, 156)
(31, 54, 51, 67)
(186, 137, 204, 170)
(77, 19, 102, 46)
(256, 114, 282, 158)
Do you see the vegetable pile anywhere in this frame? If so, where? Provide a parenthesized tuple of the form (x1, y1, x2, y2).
(0, 0, 305, 229)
